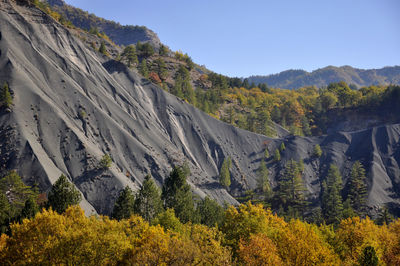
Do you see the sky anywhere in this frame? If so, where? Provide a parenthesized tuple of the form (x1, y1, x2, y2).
(65, 0, 400, 77)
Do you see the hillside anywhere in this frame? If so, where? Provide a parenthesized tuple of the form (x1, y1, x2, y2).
(0, 0, 400, 220)
(247, 65, 400, 89)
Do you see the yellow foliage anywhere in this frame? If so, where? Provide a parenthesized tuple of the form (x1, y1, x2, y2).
(238, 233, 282, 265)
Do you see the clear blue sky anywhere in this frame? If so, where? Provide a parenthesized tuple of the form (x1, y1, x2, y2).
(65, 0, 399, 77)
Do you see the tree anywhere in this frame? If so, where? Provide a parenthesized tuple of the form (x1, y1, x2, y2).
(112, 186, 135, 220)
(274, 149, 281, 162)
(1, 82, 12, 109)
(99, 41, 107, 55)
(359, 246, 378, 266)
(48, 174, 82, 214)
(313, 144, 322, 158)
(321, 164, 343, 225)
(280, 142, 286, 152)
(121, 45, 138, 67)
(20, 197, 39, 220)
(257, 161, 271, 198)
(137, 42, 154, 57)
(161, 165, 195, 223)
(159, 44, 168, 56)
(139, 59, 149, 78)
(99, 154, 112, 169)
(275, 160, 307, 216)
(264, 148, 269, 158)
(133, 175, 163, 223)
(197, 196, 224, 227)
(347, 161, 367, 213)
(219, 157, 232, 189)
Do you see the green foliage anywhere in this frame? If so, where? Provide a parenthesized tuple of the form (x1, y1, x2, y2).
(197, 196, 224, 227)
(133, 175, 163, 223)
(257, 161, 271, 197)
(219, 157, 232, 189)
(275, 160, 307, 217)
(98, 41, 107, 55)
(136, 41, 154, 57)
(359, 246, 378, 266)
(313, 144, 323, 158)
(1, 82, 12, 109)
(159, 44, 168, 56)
(152, 208, 183, 233)
(139, 59, 149, 78)
(280, 142, 286, 152)
(321, 164, 343, 225)
(264, 148, 269, 158)
(99, 154, 112, 169)
(172, 65, 195, 104)
(48, 174, 82, 214)
(161, 165, 196, 223)
(347, 161, 367, 214)
(20, 197, 39, 220)
(112, 186, 135, 220)
(154, 58, 168, 81)
(121, 45, 138, 67)
(274, 149, 281, 162)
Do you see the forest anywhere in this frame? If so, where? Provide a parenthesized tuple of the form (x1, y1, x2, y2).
(1, 167, 399, 265)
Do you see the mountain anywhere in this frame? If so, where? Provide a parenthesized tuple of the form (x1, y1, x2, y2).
(247, 65, 400, 89)
(46, 0, 161, 48)
(1, 0, 400, 217)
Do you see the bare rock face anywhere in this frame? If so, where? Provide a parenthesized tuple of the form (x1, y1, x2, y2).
(0, 1, 399, 216)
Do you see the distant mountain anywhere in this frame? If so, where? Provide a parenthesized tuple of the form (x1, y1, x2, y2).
(247, 65, 400, 89)
(46, 0, 161, 47)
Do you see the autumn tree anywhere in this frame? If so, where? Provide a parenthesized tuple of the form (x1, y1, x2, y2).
(133, 175, 163, 223)
(48, 174, 81, 214)
(219, 157, 232, 189)
(347, 161, 367, 213)
(112, 186, 135, 220)
(321, 164, 343, 225)
(161, 165, 196, 223)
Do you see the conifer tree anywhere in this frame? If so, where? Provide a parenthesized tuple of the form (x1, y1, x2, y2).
(112, 186, 135, 220)
(1, 82, 12, 109)
(99, 41, 107, 55)
(347, 161, 367, 213)
(139, 59, 149, 78)
(161, 165, 195, 223)
(99, 154, 112, 169)
(321, 164, 343, 224)
(219, 157, 232, 189)
(264, 148, 269, 159)
(257, 161, 271, 197)
(280, 142, 286, 152)
(20, 197, 39, 220)
(197, 196, 224, 227)
(274, 149, 281, 162)
(133, 175, 163, 223)
(359, 246, 378, 266)
(159, 44, 168, 56)
(121, 45, 138, 67)
(313, 144, 322, 158)
(48, 174, 82, 214)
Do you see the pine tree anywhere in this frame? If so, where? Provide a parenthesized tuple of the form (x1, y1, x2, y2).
(0, 192, 11, 231)
(257, 161, 271, 197)
(280, 142, 286, 152)
(133, 175, 163, 223)
(159, 44, 168, 56)
(274, 149, 281, 162)
(112, 186, 135, 220)
(99, 41, 107, 55)
(121, 45, 138, 67)
(219, 157, 232, 189)
(197, 196, 224, 227)
(48, 174, 82, 214)
(264, 148, 269, 159)
(321, 164, 343, 225)
(275, 160, 307, 215)
(20, 197, 39, 220)
(139, 59, 149, 78)
(1, 82, 12, 109)
(161, 165, 195, 223)
(99, 154, 112, 169)
(359, 246, 378, 266)
(347, 161, 367, 213)
(313, 144, 322, 158)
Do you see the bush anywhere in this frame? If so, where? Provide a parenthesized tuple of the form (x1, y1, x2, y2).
(99, 154, 112, 169)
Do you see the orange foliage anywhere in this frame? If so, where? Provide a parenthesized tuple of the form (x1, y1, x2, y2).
(238, 234, 282, 265)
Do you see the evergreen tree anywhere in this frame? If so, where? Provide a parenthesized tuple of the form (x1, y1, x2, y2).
(48, 174, 82, 214)
(321, 164, 343, 225)
(99, 154, 112, 169)
(20, 197, 39, 220)
(0, 192, 11, 233)
(1, 82, 12, 109)
(342, 198, 357, 219)
(347, 161, 367, 213)
(197, 196, 224, 227)
(161, 165, 195, 223)
(112, 186, 135, 220)
(173, 66, 195, 104)
(313, 144, 322, 158)
(155, 58, 168, 80)
(274, 149, 281, 162)
(275, 160, 307, 216)
(121, 45, 138, 67)
(359, 246, 378, 266)
(219, 157, 232, 189)
(280, 142, 286, 152)
(139, 59, 149, 78)
(257, 161, 271, 197)
(159, 44, 168, 56)
(99, 41, 107, 55)
(133, 175, 163, 223)
(264, 148, 269, 159)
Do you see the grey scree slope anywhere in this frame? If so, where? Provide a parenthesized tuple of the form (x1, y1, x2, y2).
(0, 0, 399, 215)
